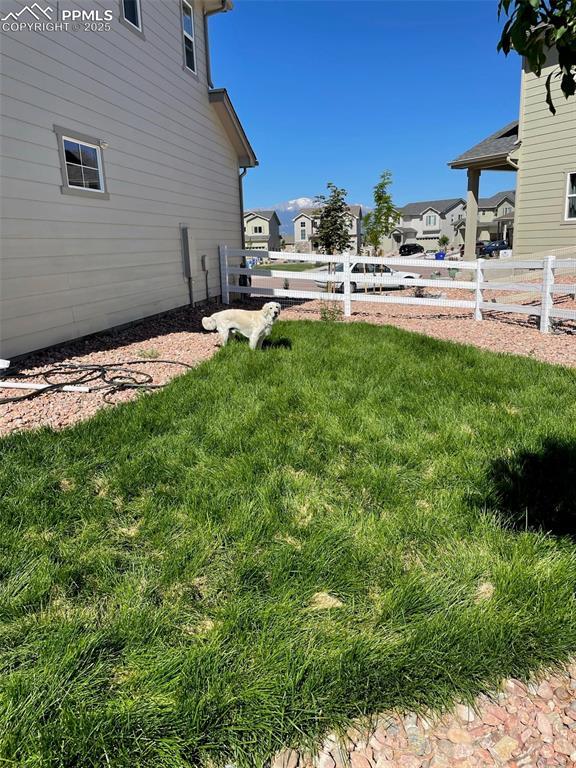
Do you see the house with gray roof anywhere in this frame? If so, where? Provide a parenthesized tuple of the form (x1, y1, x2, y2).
(390, 198, 465, 251)
(293, 205, 363, 254)
(449, 49, 576, 258)
(453, 190, 516, 248)
(243, 210, 281, 252)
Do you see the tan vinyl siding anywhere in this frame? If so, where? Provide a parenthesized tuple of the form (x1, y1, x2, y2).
(0, 0, 245, 359)
(513, 59, 576, 256)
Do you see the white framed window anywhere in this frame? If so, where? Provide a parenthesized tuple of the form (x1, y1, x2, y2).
(63, 137, 104, 191)
(121, 0, 141, 31)
(565, 172, 576, 221)
(181, 0, 196, 73)
(425, 214, 437, 227)
(253, 225, 263, 234)
(55, 128, 108, 200)
(300, 230, 307, 240)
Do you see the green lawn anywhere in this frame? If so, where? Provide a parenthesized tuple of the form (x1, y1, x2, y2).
(253, 261, 320, 271)
(1, 321, 576, 768)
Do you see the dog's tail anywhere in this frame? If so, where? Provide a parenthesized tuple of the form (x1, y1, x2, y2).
(202, 315, 217, 331)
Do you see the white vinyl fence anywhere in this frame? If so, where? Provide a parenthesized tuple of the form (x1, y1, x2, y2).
(219, 247, 576, 334)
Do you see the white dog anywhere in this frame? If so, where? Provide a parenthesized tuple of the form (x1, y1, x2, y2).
(201, 302, 281, 350)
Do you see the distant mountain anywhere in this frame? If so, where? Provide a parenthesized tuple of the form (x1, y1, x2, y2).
(272, 198, 317, 235)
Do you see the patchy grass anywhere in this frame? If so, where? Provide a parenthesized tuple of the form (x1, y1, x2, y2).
(1, 321, 576, 768)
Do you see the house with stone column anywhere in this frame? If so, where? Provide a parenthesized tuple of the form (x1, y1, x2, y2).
(449, 51, 576, 259)
(453, 190, 516, 248)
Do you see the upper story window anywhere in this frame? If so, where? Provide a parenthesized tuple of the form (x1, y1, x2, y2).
(300, 229, 307, 240)
(253, 225, 263, 234)
(503, 206, 512, 214)
(565, 173, 576, 220)
(63, 136, 105, 192)
(300, 221, 306, 228)
(182, 1, 196, 73)
(122, 0, 141, 31)
(425, 214, 437, 227)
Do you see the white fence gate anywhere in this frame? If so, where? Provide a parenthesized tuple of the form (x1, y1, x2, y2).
(219, 247, 576, 334)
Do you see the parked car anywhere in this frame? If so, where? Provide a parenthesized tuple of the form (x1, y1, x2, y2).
(399, 244, 424, 256)
(315, 262, 421, 293)
(481, 240, 509, 256)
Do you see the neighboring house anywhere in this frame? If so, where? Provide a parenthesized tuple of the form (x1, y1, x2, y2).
(0, 0, 257, 360)
(390, 198, 466, 251)
(281, 234, 295, 252)
(293, 205, 363, 254)
(453, 190, 516, 246)
(243, 210, 281, 251)
(450, 52, 576, 258)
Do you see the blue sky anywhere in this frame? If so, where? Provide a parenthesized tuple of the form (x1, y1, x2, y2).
(210, 1, 521, 209)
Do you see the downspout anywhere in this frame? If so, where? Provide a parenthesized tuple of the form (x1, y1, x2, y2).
(239, 166, 248, 248)
(204, 0, 229, 89)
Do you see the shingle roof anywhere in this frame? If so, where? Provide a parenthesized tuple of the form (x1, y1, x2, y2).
(478, 190, 516, 208)
(449, 121, 519, 168)
(295, 204, 363, 220)
(399, 198, 464, 216)
(244, 209, 278, 221)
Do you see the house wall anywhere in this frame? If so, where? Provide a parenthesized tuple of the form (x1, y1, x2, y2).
(513, 57, 576, 256)
(245, 215, 270, 236)
(268, 217, 281, 251)
(293, 215, 312, 250)
(396, 203, 464, 249)
(0, 0, 244, 359)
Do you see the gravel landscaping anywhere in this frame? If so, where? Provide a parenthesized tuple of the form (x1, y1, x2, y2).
(1, 293, 574, 438)
(272, 665, 576, 767)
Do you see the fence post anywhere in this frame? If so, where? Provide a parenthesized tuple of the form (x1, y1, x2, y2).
(219, 244, 229, 305)
(343, 252, 351, 317)
(540, 254, 555, 333)
(474, 258, 484, 321)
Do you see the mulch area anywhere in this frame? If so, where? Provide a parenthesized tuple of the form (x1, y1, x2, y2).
(1, 299, 576, 765)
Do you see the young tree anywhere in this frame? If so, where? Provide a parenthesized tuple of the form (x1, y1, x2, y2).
(438, 234, 450, 252)
(498, 0, 576, 114)
(363, 170, 400, 256)
(314, 183, 351, 255)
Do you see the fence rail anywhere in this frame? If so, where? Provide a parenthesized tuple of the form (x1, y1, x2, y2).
(219, 247, 576, 334)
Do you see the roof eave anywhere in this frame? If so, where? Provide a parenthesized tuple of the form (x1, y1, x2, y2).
(449, 153, 517, 171)
(209, 88, 258, 168)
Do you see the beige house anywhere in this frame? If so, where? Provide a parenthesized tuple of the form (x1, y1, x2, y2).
(450, 53, 576, 258)
(293, 205, 363, 254)
(243, 210, 281, 252)
(281, 234, 295, 252)
(453, 190, 516, 247)
(390, 198, 465, 251)
(0, 0, 257, 360)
